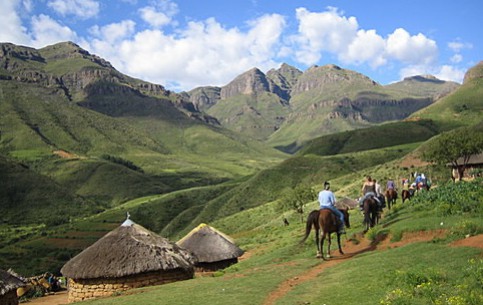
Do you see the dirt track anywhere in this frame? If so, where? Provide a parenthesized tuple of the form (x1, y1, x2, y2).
(25, 290, 67, 305)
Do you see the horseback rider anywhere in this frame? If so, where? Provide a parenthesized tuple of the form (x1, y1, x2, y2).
(318, 181, 345, 234)
(374, 179, 385, 208)
(359, 176, 381, 209)
(386, 179, 395, 190)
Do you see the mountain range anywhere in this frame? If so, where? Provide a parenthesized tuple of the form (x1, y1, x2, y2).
(184, 63, 459, 150)
(0, 41, 481, 275)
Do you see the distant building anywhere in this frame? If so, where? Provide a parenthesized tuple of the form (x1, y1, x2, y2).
(450, 153, 483, 180)
(61, 217, 196, 303)
(0, 269, 25, 305)
(177, 223, 244, 272)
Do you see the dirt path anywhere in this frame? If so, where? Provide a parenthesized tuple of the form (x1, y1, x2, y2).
(262, 231, 483, 305)
(23, 291, 68, 305)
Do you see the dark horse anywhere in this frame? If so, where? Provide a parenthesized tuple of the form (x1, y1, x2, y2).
(362, 197, 379, 233)
(385, 189, 398, 210)
(401, 189, 413, 203)
(301, 208, 350, 260)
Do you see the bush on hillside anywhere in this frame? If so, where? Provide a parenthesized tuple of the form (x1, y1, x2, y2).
(101, 154, 144, 173)
(410, 178, 482, 216)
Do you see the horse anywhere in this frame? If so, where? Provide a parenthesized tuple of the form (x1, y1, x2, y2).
(385, 189, 398, 210)
(401, 189, 413, 203)
(301, 208, 350, 260)
(362, 196, 379, 233)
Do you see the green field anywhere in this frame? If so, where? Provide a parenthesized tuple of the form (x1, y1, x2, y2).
(61, 179, 483, 305)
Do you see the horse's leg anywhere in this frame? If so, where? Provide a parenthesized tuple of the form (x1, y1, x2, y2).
(363, 212, 369, 233)
(326, 233, 332, 259)
(319, 233, 326, 260)
(337, 233, 344, 255)
(315, 228, 321, 258)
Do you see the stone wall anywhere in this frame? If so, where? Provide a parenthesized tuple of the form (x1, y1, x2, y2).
(0, 290, 19, 305)
(67, 269, 193, 303)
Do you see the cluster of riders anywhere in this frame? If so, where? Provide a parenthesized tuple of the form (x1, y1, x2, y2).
(302, 173, 431, 259)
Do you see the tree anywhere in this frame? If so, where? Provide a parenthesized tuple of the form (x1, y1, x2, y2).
(280, 184, 317, 222)
(421, 127, 483, 181)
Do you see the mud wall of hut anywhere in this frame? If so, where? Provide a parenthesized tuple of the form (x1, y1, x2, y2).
(0, 290, 20, 305)
(66, 269, 193, 303)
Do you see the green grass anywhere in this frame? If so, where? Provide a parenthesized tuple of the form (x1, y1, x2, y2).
(63, 179, 483, 305)
(297, 119, 439, 156)
(280, 243, 481, 305)
(413, 77, 483, 129)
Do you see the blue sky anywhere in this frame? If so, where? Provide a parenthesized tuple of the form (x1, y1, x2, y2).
(1, 0, 481, 92)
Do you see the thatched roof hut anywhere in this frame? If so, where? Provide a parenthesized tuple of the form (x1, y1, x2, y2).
(0, 269, 25, 305)
(336, 197, 358, 209)
(61, 217, 196, 303)
(177, 223, 244, 272)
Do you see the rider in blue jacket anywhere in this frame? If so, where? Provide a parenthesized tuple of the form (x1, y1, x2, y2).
(318, 181, 345, 234)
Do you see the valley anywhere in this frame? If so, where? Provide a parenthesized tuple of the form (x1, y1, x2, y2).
(0, 42, 482, 304)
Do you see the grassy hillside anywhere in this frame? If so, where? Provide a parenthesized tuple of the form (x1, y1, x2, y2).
(412, 62, 483, 130)
(206, 92, 290, 141)
(297, 119, 439, 156)
(43, 178, 482, 305)
(0, 155, 95, 226)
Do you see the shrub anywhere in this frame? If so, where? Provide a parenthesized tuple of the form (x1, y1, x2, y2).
(100, 154, 144, 173)
(410, 179, 482, 216)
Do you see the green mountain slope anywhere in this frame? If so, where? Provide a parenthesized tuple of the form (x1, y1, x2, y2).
(186, 63, 459, 149)
(0, 155, 94, 225)
(297, 120, 440, 156)
(412, 61, 483, 129)
(0, 42, 287, 225)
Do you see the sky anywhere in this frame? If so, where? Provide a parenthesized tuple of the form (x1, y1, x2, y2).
(1, 0, 481, 92)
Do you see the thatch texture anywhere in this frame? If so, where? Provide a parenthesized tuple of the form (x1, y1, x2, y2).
(61, 220, 195, 280)
(0, 269, 25, 296)
(336, 197, 358, 209)
(177, 224, 244, 263)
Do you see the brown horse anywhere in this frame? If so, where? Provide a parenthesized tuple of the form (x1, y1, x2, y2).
(362, 197, 378, 233)
(401, 189, 413, 203)
(385, 189, 398, 210)
(301, 208, 350, 260)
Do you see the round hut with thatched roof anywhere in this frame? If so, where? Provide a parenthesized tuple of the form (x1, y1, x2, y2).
(61, 216, 196, 303)
(0, 269, 25, 305)
(177, 223, 244, 272)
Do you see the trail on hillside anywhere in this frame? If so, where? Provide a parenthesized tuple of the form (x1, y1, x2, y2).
(262, 233, 381, 305)
(262, 230, 483, 305)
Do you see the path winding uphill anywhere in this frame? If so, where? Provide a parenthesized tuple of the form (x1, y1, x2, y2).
(262, 232, 483, 305)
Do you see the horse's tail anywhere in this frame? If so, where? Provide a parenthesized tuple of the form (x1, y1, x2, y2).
(300, 210, 319, 243)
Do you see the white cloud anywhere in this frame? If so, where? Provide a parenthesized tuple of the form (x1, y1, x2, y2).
(399, 64, 465, 84)
(139, 0, 179, 28)
(434, 65, 465, 83)
(386, 28, 438, 65)
(30, 14, 78, 47)
(47, 0, 99, 19)
(342, 29, 387, 68)
(450, 54, 463, 64)
(448, 40, 473, 53)
(88, 14, 286, 91)
(89, 20, 136, 43)
(291, 7, 438, 74)
(293, 7, 358, 64)
(0, 0, 31, 45)
(22, 0, 33, 13)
